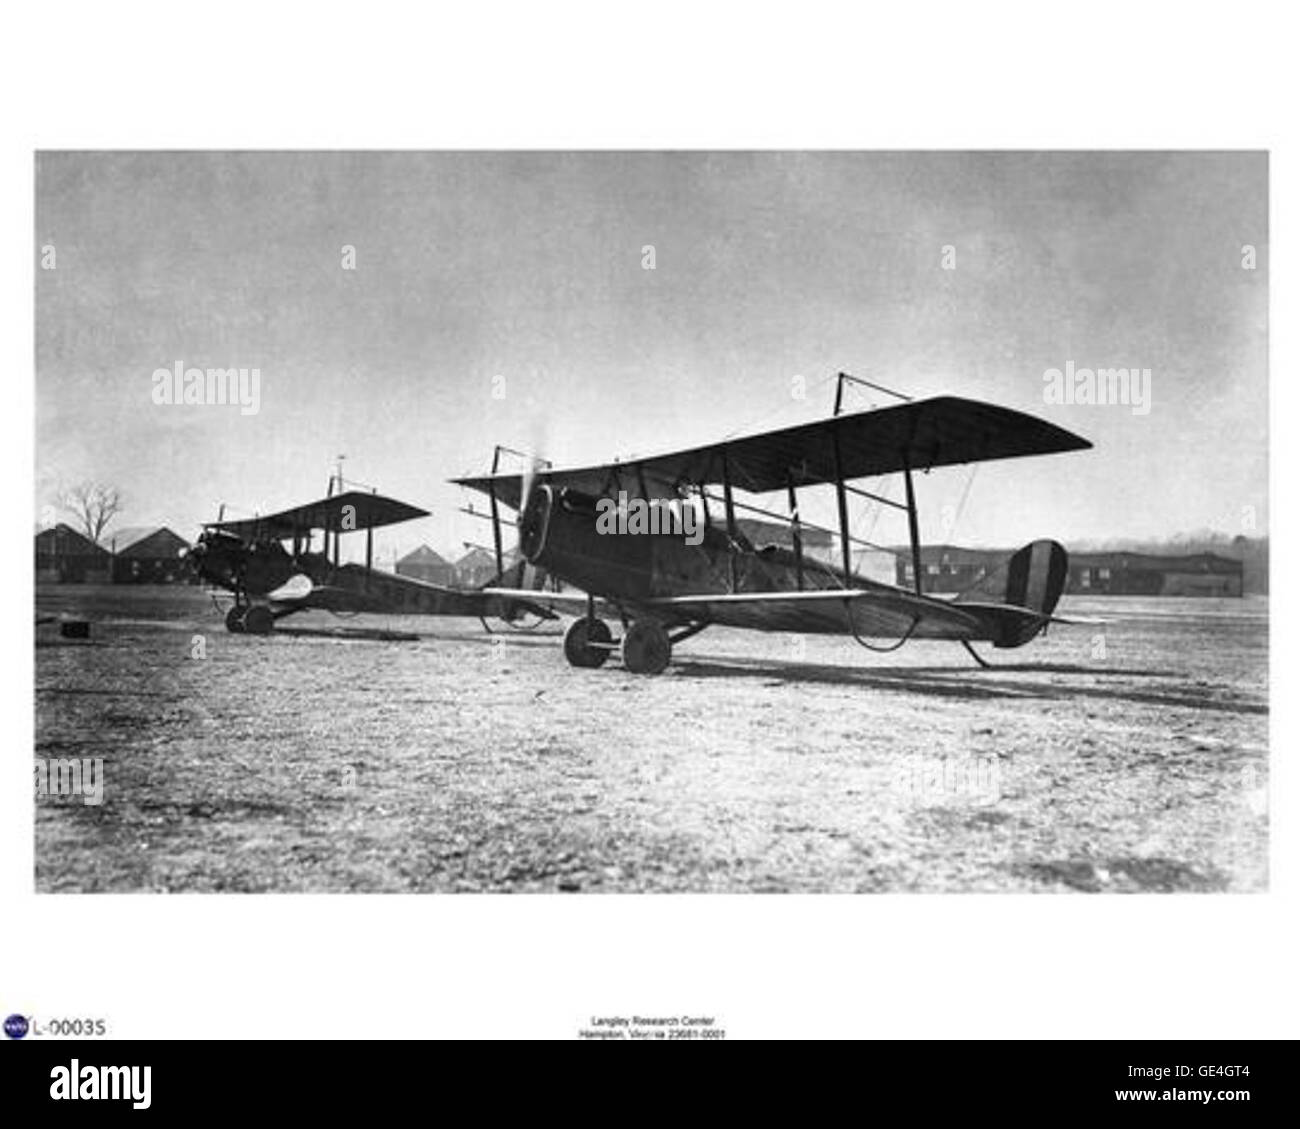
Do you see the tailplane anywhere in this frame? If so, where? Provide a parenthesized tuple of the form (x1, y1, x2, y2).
(954, 540, 1092, 652)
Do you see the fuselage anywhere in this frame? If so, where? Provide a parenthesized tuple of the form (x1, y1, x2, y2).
(519, 484, 880, 605)
(187, 530, 331, 597)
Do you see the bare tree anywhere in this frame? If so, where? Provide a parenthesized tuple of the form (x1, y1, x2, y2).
(59, 482, 124, 545)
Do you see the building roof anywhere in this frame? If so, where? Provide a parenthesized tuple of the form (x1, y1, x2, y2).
(903, 544, 1245, 575)
(1071, 551, 1243, 574)
(397, 544, 449, 567)
(112, 526, 190, 556)
(110, 526, 155, 551)
(34, 523, 110, 556)
(455, 547, 497, 569)
(907, 544, 1008, 565)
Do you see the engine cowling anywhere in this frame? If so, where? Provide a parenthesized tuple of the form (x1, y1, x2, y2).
(519, 485, 653, 600)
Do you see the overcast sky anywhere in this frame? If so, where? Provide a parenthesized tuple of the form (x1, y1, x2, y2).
(36, 151, 1267, 563)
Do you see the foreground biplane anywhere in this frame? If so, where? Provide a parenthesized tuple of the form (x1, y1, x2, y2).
(453, 376, 1096, 674)
(188, 478, 552, 634)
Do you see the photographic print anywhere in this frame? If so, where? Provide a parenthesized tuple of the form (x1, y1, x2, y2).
(34, 151, 1268, 894)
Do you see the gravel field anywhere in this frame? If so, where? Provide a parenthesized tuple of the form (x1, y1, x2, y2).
(35, 585, 1268, 893)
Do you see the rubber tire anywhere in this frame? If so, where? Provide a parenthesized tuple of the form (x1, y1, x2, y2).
(243, 606, 274, 635)
(563, 617, 612, 668)
(226, 606, 247, 633)
(622, 620, 672, 675)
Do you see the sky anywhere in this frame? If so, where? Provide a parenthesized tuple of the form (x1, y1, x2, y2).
(35, 151, 1268, 564)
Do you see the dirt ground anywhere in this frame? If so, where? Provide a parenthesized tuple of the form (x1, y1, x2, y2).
(34, 585, 1268, 893)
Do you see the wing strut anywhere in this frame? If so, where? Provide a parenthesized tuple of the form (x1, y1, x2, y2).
(902, 449, 923, 597)
(787, 478, 803, 591)
(833, 371, 924, 597)
(834, 369, 914, 410)
(831, 407, 853, 584)
(699, 488, 891, 555)
(489, 445, 505, 578)
(720, 445, 738, 593)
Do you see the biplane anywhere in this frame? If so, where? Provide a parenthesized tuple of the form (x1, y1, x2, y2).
(188, 475, 552, 634)
(452, 375, 1096, 674)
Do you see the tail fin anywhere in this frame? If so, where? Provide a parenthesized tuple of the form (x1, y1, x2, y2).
(1003, 539, 1068, 615)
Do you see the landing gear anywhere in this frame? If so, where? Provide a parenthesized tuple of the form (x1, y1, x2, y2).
(242, 606, 274, 635)
(563, 615, 686, 674)
(225, 603, 274, 634)
(622, 620, 672, 675)
(564, 617, 613, 668)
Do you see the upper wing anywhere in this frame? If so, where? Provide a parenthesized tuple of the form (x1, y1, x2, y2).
(452, 396, 1092, 508)
(211, 491, 429, 540)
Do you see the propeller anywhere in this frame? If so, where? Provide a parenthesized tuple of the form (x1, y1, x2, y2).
(501, 424, 550, 623)
(183, 503, 230, 579)
(519, 457, 543, 523)
(517, 418, 549, 522)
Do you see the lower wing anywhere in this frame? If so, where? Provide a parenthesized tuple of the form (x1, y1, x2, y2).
(644, 588, 988, 640)
(267, 567, 556, 620)
(480, 585, 1103, 648)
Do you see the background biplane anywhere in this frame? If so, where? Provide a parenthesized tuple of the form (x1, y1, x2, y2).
(188, 471, 553, 634)
(453, 374, 1097, 674)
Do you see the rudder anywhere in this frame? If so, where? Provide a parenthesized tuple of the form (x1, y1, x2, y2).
(1004, 539, 1068, 615)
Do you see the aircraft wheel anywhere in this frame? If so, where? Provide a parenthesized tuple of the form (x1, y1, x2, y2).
(243, 606, 274, 635)
(622, 620, 672, 675)
(225, 606, 247, 633)
(563, 617, 611, 668)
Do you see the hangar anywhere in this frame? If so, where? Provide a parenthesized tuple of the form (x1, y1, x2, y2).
(36, 523, 111, 583)
(896, 544, 1245, 597)
(396, 544, 455, 586)
(1067, 552, 1243, 597)
(453, 546, 503, 587)
(110, 526, 192, 583)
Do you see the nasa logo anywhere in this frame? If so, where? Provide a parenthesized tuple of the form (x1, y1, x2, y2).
(3, 1014, 29, 1039)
